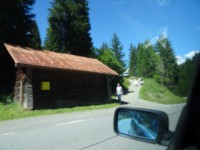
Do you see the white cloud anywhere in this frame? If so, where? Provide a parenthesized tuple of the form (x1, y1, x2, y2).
(176, 55, 185, 65)
(156, 0, 171, 7)
(176, 51, 200, 65)
(185, 51, 199, 59)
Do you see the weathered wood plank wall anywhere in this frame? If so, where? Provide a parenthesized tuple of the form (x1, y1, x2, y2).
(13, 68, 33, 109)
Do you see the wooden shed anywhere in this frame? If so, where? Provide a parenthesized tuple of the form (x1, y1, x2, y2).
(0, 43, 118, 110)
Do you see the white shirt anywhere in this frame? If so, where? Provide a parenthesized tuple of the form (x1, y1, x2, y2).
(116, 86, 123, 95)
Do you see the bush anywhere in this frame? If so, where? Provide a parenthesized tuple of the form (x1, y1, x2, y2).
(122, 77, 131, 90)
(153, 74, 162, 84)
(0, 95, 13, 104)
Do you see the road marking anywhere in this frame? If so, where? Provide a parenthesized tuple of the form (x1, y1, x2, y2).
(56, 119, 86, 126)
(3, 132, 15, 136)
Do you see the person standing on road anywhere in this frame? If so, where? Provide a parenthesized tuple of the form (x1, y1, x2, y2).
(116, 83, 123, 104)
(139, 78, 144, 86)
(134, 80, 138, 86)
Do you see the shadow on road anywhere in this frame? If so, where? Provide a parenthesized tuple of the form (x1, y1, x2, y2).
(123, 90, 134, 95)
(120, 101, 129, 105)
(111, 99, 129, 105)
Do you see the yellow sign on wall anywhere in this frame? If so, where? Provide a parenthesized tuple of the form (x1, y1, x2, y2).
(41, 82, 50, 90)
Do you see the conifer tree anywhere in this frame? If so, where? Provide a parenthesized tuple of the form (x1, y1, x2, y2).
(0, 0, 39, 47)
(44, 0, 93, 57)
(28, 21, 41, 49)
(176, 52, 200, 96)
(110, 33, 125, 69)
(129, 44, 137, 76)
(155, 36, 179, 89)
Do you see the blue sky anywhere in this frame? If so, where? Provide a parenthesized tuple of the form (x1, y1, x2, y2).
(33, 0, 200, 64)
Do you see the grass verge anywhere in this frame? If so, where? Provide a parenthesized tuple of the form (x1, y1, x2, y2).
(140, 79, 186, 104)
(0, 102, 119, 121)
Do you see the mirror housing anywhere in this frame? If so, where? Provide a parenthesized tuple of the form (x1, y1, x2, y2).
(113, 107, 173, 146)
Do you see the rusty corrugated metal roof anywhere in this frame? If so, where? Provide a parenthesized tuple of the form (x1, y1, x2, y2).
(4, 43, 118, 76)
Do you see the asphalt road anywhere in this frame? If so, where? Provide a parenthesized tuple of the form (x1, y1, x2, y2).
(0, 79, 185, 150)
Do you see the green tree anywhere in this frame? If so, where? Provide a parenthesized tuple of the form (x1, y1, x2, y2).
(97, 44, 124, 93)
(136, 43, 147, 77)
(176, 52, 200, 96)
(44, 0, 93, 56)
(98, 44, 123, 74)
(97, 42, 109, 56)
(155, 36, 179, 89)
(144, 40, 163, 79)
(28, 21, 41, 49)
(110, 33, 125, 69)
(129, 44, 137, 76)
(0, 0, 38, 47)
(129, 40, 164, 80)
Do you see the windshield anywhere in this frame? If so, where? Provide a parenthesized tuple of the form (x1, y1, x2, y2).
(0, 0, 199, 150)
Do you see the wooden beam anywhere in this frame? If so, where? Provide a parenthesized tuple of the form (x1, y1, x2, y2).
(19, 75, 26, 105)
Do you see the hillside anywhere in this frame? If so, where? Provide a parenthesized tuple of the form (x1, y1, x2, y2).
(140, 79, 186, 104)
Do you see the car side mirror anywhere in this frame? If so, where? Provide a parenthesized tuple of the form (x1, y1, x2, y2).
(113, 107, 173, 146)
